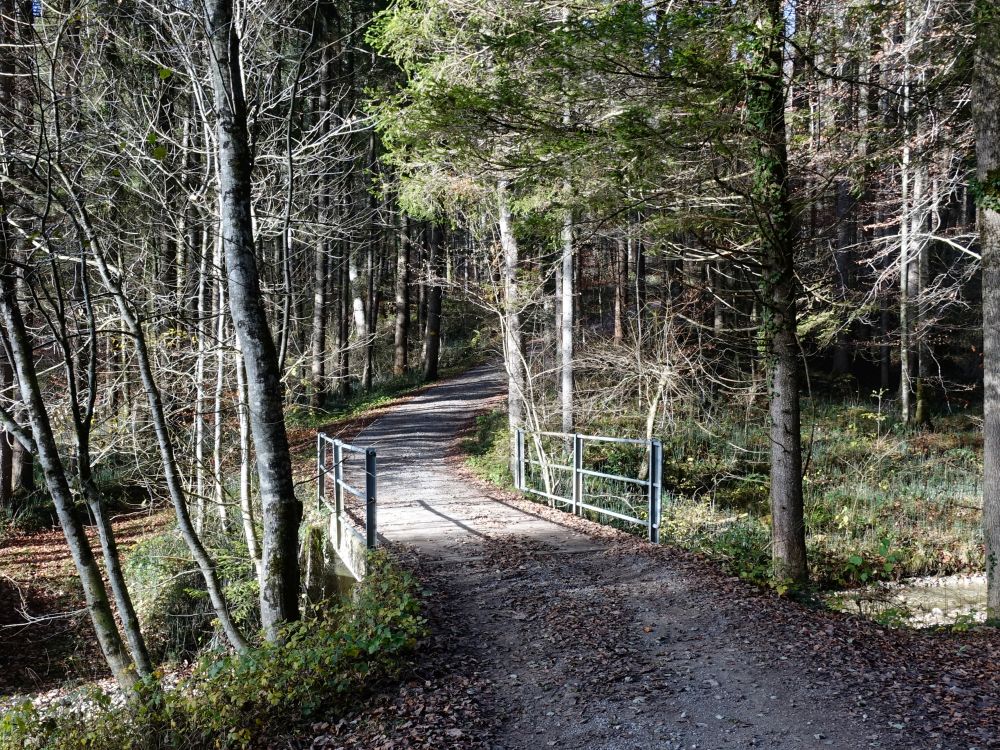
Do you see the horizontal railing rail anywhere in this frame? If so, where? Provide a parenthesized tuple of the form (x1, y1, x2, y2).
(514, 428, 662, 543)
(317, 433, 377, 579)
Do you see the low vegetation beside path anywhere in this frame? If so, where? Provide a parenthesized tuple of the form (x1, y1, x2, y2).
(0, 553, 425, 750)
(462, 400, 984, 599)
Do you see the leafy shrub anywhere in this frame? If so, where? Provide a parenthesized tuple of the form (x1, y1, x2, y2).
(0, 553, 426, 750)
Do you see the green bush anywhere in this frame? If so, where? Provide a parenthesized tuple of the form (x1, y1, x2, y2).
(0, 553, 426, 750)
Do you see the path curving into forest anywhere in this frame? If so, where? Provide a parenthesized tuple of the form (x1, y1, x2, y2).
(314, 364, 976, 750)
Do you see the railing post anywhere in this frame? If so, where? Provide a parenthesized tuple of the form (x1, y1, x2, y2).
(365, 448, 378, 549)
(333, 439, 344, 548)
(648, 438, 662, 543)
(572, 433, 583, 515)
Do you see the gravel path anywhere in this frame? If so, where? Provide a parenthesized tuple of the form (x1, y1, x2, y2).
(342, 364, 898, 750)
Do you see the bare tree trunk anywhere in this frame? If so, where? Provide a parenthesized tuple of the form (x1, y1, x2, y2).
(394, 215, 410, 377)
(498, 180, 526, 478)
(899, 2, 914, 423)
(975, 0, 1000, 621)
(337, 249, 351, 399)
(310, 224, 329, 407)
(0, 271, 138, 689)
(194, 227, 211, 533)
(0, 350, 13, 509)
(212, 235, 230, 526)
(560, 210, 574, 434)
(206, 0, 300, 638)
(613, 235, 627, 344)
(832, 177, 854, 375)
(236, 344, 263, 578)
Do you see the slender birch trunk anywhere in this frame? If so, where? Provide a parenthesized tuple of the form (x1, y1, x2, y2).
(560, 209, 574, 435)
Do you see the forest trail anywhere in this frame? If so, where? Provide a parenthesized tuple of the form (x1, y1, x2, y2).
(342, 364, 895, 750)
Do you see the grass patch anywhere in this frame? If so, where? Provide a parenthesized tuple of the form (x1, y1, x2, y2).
(0, 552, 426, 750)
(461, 410, 512, 487)
(462, 398, 984, 591)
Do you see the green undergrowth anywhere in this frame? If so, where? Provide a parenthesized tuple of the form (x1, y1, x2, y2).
(123, 527, 261, 661)
(0, 553, 426, 750)
(463, 400, 983, 592)
(658, 403, 982, 589)
(461, 409, 512, 487)
(0, 554, 426, 750)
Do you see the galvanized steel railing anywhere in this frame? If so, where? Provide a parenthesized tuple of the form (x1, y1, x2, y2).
(317, 433, 377, 578)
(514, 428, 663, 543)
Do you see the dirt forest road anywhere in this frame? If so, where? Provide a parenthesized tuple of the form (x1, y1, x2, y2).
(310, 364, 992, 750)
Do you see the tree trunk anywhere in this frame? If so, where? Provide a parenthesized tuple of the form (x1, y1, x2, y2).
(832, 177, 854, 376)
(394, 215, 411, 377)
(498, 181, 527, 479)
(0, 271, 138, 689)
(423, 226, 443, 381)
(310, 224, 329, 407)
(0, 349, 13, 510)
(206, 0, 300, 638)
(613, 235, 628, 344)
(752, 0, 807, 586)
(337, 249, 351, 399)
(560, 209, 574, 434)
(975, 0, 1000, 621)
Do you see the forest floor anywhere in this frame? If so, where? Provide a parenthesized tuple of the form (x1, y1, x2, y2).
(0, 509, 172, 697)
(299, 364, 1000, 750)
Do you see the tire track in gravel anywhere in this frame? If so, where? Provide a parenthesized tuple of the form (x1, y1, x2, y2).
(344, 364, 898, 750)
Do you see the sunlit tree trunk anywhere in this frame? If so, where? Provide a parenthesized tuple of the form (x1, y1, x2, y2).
(498, 180, 526, 477)
(394, 214, 411, 377)
(206, 0, 300, 638)
(975, 0, 1000, 621)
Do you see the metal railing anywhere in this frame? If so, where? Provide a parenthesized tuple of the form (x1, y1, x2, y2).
(514, 428, 663, 543)
(317, 433, 377, 579)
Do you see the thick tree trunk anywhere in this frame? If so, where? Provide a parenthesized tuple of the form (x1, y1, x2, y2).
(975, 0, 1000, 621)
(752, 0, 807, 586)
(206, 0, 300, 638)
(394, 216, 411, 377)
(498, 181, 527, 479)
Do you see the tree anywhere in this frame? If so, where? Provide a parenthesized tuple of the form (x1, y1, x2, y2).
(748, 0, 808, 585)
(976, 0, 1000, 621)
(204, 0, 301, 638)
